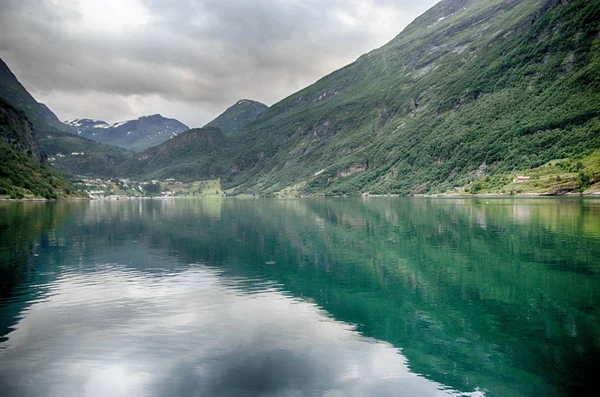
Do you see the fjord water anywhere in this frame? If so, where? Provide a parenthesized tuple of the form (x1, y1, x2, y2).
(0, 199, 599, 397)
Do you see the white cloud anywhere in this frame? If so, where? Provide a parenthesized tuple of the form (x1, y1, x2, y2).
(0, 0, 438, 126)
(75, 0, 153, 33)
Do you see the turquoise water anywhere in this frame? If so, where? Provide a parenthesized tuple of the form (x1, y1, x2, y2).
(1, 198, 599, 396)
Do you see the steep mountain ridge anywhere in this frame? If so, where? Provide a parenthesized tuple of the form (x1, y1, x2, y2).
(205, 99, 268, 136)
(0, 58, 69, 133)
(202, 0, 599, 195)
(64, 114, 189, 151)
(0, 59, 134, 178)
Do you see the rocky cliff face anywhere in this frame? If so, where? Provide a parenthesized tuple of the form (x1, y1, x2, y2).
(0, 98, 45, 163)
(0, 97, 72, 199)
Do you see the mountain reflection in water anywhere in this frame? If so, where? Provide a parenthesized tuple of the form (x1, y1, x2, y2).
(1, 198, 599, 397)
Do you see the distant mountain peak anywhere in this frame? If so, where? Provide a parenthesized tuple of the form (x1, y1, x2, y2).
(236, 99, 261, 106)
(64, 118, 109, 128)
(62, 114, 189, 151)
(205, 99, 268, 136)
(140, 114, 164, 120)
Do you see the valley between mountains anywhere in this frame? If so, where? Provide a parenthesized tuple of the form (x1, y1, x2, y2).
(1, 0, 599, 199)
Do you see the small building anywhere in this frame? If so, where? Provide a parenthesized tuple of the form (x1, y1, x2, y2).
(88, 190, 105, 200)
(514, 176, 531, 183)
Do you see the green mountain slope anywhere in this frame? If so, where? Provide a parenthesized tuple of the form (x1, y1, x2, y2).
(4, 0, 598, 192)
(0, 59, 70, 133)
(0, 59, 133, 178)
(120, 127, 226, 181)
(182, 0, 599, 196)
(37, 130, 131, 178)
(0, 98, 72, 199)
(205, 99, 268, 136)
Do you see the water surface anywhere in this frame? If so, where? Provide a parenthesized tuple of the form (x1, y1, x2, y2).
(1, 198, 599, 397)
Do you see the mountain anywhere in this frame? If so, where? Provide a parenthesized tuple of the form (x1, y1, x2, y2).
(0, 98, 45, 163)
(64, 115, 189, 152)
(138, 0, 598, 196)
(0, 59, 132, 178)
(205, 99, 268, 136)
(223, 0, 600, 195)
(0, 58, 70, 133)
(3, 0, 599, 194)
(37, 130, 131, 178)
(121, 99, 267, 179)
(0, 98, 72, 199)
(121, 127, 226, 181)
(63, 118, 110, 131)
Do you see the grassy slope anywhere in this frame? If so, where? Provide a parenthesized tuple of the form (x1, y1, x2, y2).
(200, 0, 600, 196)
(161, 180, 225, 197)
(460, 148, 600, 195)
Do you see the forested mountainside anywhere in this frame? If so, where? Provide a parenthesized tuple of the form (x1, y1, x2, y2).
(120, 127, 226, 181)
(64, 115, 189, 152)
(121, 100, 267, 180)
(37, 130, 131, 178)
(122, 0, 592, 196)
(205, 99, 268, 136)
(212, 0, 599, 195)
(0, 98, 72, 199)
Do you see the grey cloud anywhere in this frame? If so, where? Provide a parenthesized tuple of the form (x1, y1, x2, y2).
(0, 0, 438, 126)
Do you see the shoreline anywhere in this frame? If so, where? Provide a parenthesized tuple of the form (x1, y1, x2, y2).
(2, 191, 600, 202)
(0, 196, 89, 202)
(0, 197, 49, 202)
(411, 192, 600, 198)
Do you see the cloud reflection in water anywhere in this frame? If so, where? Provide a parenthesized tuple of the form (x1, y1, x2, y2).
(0, 263, 481, 397)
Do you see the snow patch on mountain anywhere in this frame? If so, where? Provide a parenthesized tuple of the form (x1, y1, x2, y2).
(62, 115, 189, 151)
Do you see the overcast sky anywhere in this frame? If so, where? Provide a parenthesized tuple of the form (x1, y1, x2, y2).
(0, 0, 438, 127)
